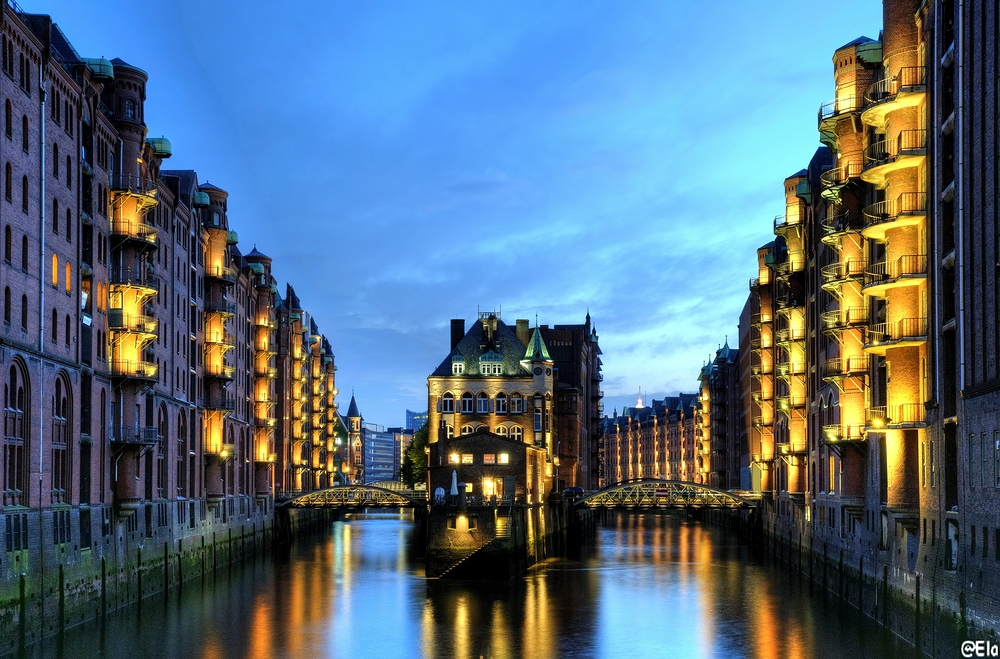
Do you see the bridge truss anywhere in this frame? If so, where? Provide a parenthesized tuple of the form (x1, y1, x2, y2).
(577, 480, 755, 509)
(282, 485, 426, 509)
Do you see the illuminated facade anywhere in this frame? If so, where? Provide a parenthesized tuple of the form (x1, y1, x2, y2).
(427, 311, 601, 500)
(0, 8, 340, 646)
(742, 0, 1000, 635)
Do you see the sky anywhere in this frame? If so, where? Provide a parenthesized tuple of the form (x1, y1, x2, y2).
(22, 0, 884, 425)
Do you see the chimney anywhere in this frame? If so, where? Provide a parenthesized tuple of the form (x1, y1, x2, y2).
(516, 319, 530, 346)
(450, 319, 465, 350)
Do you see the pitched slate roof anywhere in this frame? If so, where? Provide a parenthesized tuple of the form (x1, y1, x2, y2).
(346, 395, 361, 419)
(522, 328, 553, 363)
(430, 317, 530, 378)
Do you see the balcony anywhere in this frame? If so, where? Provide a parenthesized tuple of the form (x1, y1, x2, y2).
(820, 210, 863, 246)
(821, 306, 869, 332)
(777, 395, 807, 415)
(861, 192, 927, 241)
(110, 360, 158, 381)
(773, 251, 806, 279)
(773, 213, 805, 236)
(818, 95, 863, 131)
(112, 426, 159, 445)
(204, 362, 236, 380)
(864, 317, 928, 354)
(749, 276, 771, 292)
(775, 293, 803, 311)
(255, 416, 277, 429)
(820, 259, 867, 291)
(776, 361, 805, 379)
(205, 330, 235, 348)
(750, 335, 772, 351)
(205, 265, 238, 285)
(861, 129, 927, 187)
(110, 174, 158, 207)
(752, 415, 774, 429)
(861, 66, 927, 128)
(109, 267, 159, 294)
(205, 297, 236, 316)
(110, 219, 158, 248)
(750, 312, 773, 326)
(862, 254, 927, 296)
(866, 403, 926, 429)
(751, 362, 773, 377)
(107, 310, 158, 338)
(822, 424, 867, 446)
(254, 364, 277, 379)
(821, 356, 868, 381)
(819, 157, 863, 201)
(775, 327, 805, 346)
(254, 317, 277, 330)
(205, 395, 235, 412)
(777, 441, 807, 456)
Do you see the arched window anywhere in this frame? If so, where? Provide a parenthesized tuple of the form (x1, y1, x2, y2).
(441, 392, 454, 413)
(21, 175, 27, 212)
(20, 235, 26, 271)
(3, 287, 9, 324)
(65, 156, 71, 189)
(510, 392, 524, 414)
(51, 254, 58, 287)
(461, 425, 474, 436)
(461, 392, 474, 414)
(476, 391, 489, 414)
(4, 163, 11, 201)
(4, 100, 10, 139)
(157, 405, 169, 499)
(20, 115, 26, 152)
(51, 308, 57, 342)
(51, 375, 70, 503)
(510, 426, 523, 442)
(53, 198, 59, 233)
(495, 425, 509, 436)
(495, 392, 508, 414)
(65, 262, 71, 293)
(53, 143, 58, 178)
(19, 294, 26, 330)
(64, 314, 69, 346)
(3, 225, 10, 262)
(445, 425, 454, 439)
(3, 361, 29, 506)
(65, 208, 71, 242)
(177, 412, 188, 497)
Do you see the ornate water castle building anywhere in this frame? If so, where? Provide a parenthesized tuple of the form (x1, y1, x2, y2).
(0, 7, 342, 648)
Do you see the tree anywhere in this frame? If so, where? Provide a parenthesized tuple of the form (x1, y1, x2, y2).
(401, 422, 428, 488)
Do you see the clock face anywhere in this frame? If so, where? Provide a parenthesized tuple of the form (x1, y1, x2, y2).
(534, 367, 542, 375)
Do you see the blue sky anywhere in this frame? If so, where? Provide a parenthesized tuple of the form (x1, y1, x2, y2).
(26, 1, 883, 425)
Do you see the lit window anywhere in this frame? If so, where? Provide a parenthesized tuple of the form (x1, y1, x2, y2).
(483, 454, 496, 465)
(442, 393, 454, 413)
(446, 425, 454, 439)
(510, 393, 523, 413)
(449, 453, 460, 464)
(461, 392, 474, 413)
(465, 482, 473, 493)
(498, 453, 509, 465)
(452, 361, 464, 375)
(51, 254, 58, 287)
(461, 454, 474, 464)
(476, 392, 489, 414)
(461, 425, 473, 435)
(534, 408, 543, 432)
(495, 392, 507, 414)
(495, 426, 508, 436)
(511, 426, 523, 442)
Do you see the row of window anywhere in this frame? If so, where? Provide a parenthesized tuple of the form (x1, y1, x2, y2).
(449, 452, 511, 465)
(441, 391, 537, 414)
(445, 425, 525, 441)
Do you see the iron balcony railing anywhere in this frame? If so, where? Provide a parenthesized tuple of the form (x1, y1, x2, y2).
(863, 192, 927, 229)
(773, 251, 806, 277)
(821, 356, 868, 379)
(865, 317, 929, 346)
(205, 297, 236, 315)
(107, 310, 158, 335)
(866, 403, 926, 428)
(750, 312, 773, 326)
(777, 395, 807, 411)
(818, 95, 863, 124)
(110, 174, 157, 196)
(110, 219, 158, 245)
(864, 254, 928, 288)
(819, 157, 864, 189)
(204, 330, 235, 347)
(820, 259, 867, 286)
(205, 396, 236, 411)
(110, 360, 158, 380)
(776, 361, 805, 377)
(775, 294, 803, 310)
(822, 424, 867, 443)
(205, 265, 238, 283)
(774, 213, 806, 233)
(750, 362, 773, 377)
(254, 365, 277, 379)
(112, 426, 159, 445)
(820, 210, 863, 241)
(821, 306, 869, 330)
(204, 363, 236, 379)
(109, 267, 159, 291)
(864, 66, 927, 106)
(775, 327, 806, 344)
(863, 129, 927, 169)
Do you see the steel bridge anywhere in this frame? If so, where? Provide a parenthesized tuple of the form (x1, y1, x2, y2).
(279, 485, 427, 509)
(575, 479, 757, 509)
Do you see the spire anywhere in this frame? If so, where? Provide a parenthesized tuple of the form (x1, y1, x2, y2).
(347, 394, 361, 419)
(521, 327, 552, 366)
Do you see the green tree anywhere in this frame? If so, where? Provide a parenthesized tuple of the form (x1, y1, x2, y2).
(401, 423, 429, 488)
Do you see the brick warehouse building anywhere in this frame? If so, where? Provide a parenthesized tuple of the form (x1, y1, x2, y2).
(740, 0, 1000, 643)
(0, 7, 342, 648)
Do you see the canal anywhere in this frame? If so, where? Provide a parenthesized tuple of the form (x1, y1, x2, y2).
(17, 511, 909, 659)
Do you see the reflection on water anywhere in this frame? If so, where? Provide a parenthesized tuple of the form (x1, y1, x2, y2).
(20, 511, 906, 659)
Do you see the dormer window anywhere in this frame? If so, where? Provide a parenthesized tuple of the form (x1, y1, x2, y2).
(480, 350, 503, 376)
(451, 355, 464, 375)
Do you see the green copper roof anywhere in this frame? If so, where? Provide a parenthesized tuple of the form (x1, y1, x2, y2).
(480, 350, 504, 363)
(523, 328, 552, 363)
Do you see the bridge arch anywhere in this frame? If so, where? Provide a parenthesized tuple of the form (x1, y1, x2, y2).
(279, 484, 425, 509)
(576, 479, 756, 509)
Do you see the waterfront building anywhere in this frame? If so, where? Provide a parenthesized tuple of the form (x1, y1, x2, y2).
(428, 428, 544, 503)
(698, 340, 743, 489)
(0, 7, 339, 646)
(426, 310, 601, 498)
(739, 0, 1000, 635)
(405, 409, 427, 431)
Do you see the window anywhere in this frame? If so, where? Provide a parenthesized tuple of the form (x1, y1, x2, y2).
(495, 392, 507, 414)
(21, 175, 27, 212)
(511, 426, 523, 442)
(125, 99, 136, 120)
(495, 426, 508, 436)
(930, 440, 936, 487)
(65, 156, 71, 189)
(534, 408, 543, 432)
(64, 314, 69, 346)
(498, 453, 510, 465)
(476, 392, 489, 414)
(3, 287, 9, 324)
(461, 425, 473, 435)
(20, 115, 26, 152)
(441, 393, 454, 413)
(445, 425, 454, 439)
(461, 392, 474, 414)
(483, 454, 496, 465)
(50, 308, 56, 342)
(4, 226, 10, 262)
(53, 143, 59, 178)
(452, 360, 464, 375)
(65, 209, 71, 242)
(19, 294, 26, 330)
(20, 236, 27, 272)
(53, 198, 59, 233)
(4, 362, 29, 506)
(4, 100, 9, 139)
(51, 254, 58, 287)
(461, 454, 474, 465)
(4, 163, 10, 201)
(65, 262, 71, 293)
(448, 453, 460, 464)
(510, 393, 523, 413)
(994, 431, 1000, 488)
